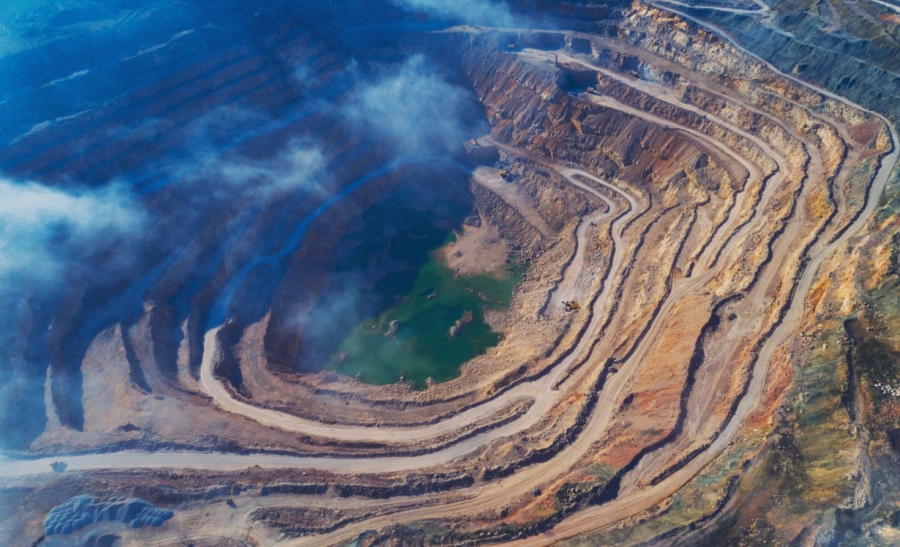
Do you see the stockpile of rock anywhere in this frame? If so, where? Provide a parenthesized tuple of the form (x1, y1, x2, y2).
(44, 495, 174, 536)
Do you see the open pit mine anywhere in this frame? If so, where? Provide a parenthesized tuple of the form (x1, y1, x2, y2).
(4, 0, 900, 545)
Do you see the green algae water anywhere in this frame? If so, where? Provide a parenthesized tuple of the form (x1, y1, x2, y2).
(328, 249, 524, 389)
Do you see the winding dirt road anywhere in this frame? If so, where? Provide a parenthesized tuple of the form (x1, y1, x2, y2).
(268, 23, 896, 547)
(4, 13, 897, 547)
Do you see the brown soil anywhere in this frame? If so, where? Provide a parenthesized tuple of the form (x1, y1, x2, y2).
(438, 216, 510, 277)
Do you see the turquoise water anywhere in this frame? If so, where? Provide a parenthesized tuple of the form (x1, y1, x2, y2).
(329, 248, 524, 389)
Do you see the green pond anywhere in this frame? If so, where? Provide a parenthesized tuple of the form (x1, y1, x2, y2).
(328, 248, 524, 389)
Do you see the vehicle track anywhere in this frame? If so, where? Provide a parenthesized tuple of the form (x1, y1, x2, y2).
(3, 17, 895, 547)
(266, 27, 895, 547)
(503, 11, 900, 545)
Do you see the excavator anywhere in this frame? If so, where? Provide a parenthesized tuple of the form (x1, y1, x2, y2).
(563, 300, 581, 311)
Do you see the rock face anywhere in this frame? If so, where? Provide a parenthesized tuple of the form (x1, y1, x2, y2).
(3, 1, 900, 546)
(80, 530, 121, 547)
(449, 310, 474, 338)
(44, 495, 173, 536)
(385, 320, 400, 338)
(0, 0, 488, 445)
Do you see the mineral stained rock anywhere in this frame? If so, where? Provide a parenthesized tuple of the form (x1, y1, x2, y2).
(44, 495, 174, 536)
